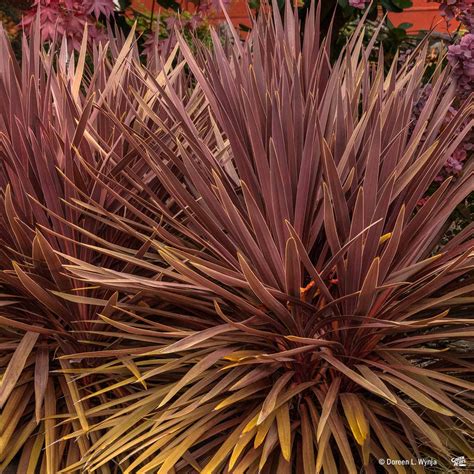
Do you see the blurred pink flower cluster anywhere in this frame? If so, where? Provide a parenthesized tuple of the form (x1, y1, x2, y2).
(417, 138, 469, 206)
(448, 32, 474, 94)
(435, 146, 468, 181)
(423, 2, 474, 204)
(414, 84, 470, 208)
(22, 0, 115, 49)
(437, 0, 474, 31)
(349, 0, 369, 9)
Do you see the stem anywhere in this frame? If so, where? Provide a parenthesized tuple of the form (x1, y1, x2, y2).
(149, 0, 156, 32)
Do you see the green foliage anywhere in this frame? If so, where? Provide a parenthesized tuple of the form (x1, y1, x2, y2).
(380, 0, 413, 13)
(339, 16, 416, 67)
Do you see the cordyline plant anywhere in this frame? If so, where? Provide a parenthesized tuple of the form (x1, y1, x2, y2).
(0, 21, 189, 472)
(0, 2, 473, 473)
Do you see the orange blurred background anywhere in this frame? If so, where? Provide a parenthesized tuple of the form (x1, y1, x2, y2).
(132, 0, 459, 33)
(388, 0, 459, 33)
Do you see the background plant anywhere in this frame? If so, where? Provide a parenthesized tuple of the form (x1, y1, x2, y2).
(417, 0, 474, 238)
(0, 23, 181, 472)
(14, 0, 416, 55)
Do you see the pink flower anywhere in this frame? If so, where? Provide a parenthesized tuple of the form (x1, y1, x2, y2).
(438, 0, 474, 32)
(349, 0, 368, 9)
(435, 145, 468, 181)
(417, 196, 430, 207)
(445, 147, 467, 173)
(412, 84, 433, 118)
(448, 33, 474, 94)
